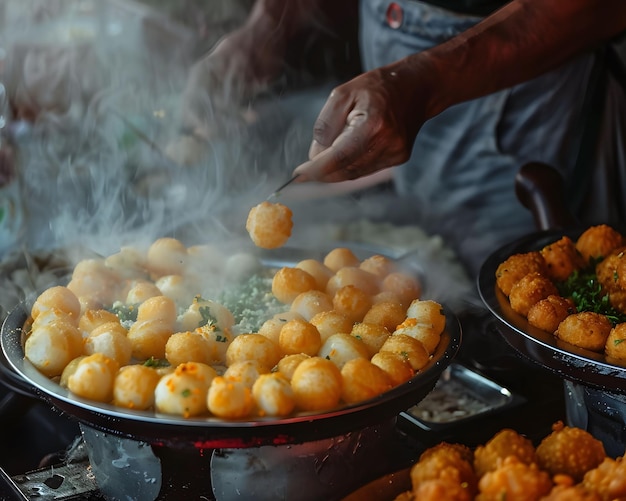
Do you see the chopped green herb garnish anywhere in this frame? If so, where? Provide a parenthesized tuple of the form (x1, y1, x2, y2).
(143, 357, 170, 368)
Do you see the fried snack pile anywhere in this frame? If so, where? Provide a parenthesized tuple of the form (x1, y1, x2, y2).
(23, 238, 444, 420)
(395, 421, 619, 501)
(246, 201, 293, 249)
(495, 224, 626, 364)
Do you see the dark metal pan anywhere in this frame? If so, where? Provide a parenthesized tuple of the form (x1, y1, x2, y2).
(478, 228, 626, 394)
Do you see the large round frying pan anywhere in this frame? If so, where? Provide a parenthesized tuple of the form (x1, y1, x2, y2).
(0, 245, 461, 449)
(478, 228, 626, 394)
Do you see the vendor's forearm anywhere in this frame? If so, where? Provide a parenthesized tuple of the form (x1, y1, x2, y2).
(403, 0, 626, 118)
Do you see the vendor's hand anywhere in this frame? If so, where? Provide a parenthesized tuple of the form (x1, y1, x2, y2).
(293, 64, 430, 183)
(179, 26, 285, 139)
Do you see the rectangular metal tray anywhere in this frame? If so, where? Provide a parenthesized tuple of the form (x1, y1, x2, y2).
(400, 363, 524, 432)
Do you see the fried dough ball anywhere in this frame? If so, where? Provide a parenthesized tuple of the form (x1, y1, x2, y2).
(541, 236, 586, 282)
(207, 376, 255, 419)
(536, 421, 606, 482)
(605, 323, 626, 361)
(541, 482, 601, 501)
(412, 471, 474, 501)
(576, 224, 624, 264)
(372, 290, 403, 305)
(252, 372, 296, 417)
(351, 322, 391, 357)
(595, 247, 626, 314)
(527, 295, 577, 334)
(196, 324, 233, 365)
(136, 295, 177, 324)
(406, 299, 447, 335)
(290, 356, 343, 412)
(340, 358, 392, 404)
(278, 318, 322, 356)
(309, 310, 354, 344)
(411, 443, 477, 499)
(223, 359, 269, 387)
(380, 333, 430, 371)
(258, 311, 304, 345)
(473, 428, 538, 478)
(113, 364, 160, 410)
(30, 308, 78, 331)
(477, 455, 553, 501)
(332, 284, 373, 323)
(226, 333, 281, 368)
(495, 251, 547, 297)
(66, 259, 122, 306)
(323, 247, 360, 272)
(272, 267, 317, 304)
(165, 330, 212, 366)
(509, 272, 559, 317)
(146, 237, 188, 277)
(31, 286, 81, 324)
(318, 333, 370, 369)
(127, 318, 174, 361)
(359, 254, 397, 279)
(582, 455, 626, 499)
(67, 353, 120, 403)
(381, 272, 422, 308)
(393, 318, 441, 355)
(178, 298, 235, 333)
(78, 308, 121, 334)
(155, 362, 217, 417)
(155, 274, 197, 307)
(60, 356, 85, 388)
(295, 259, 333, 290)
(84, 322, 132, 367)
(125, 280, 162, 306)
(555, 312, 613, 352)
(326, 267, 380, 297)
(275, 353, 310, 380)
(362, 301, 407, 333)
(289, 290, 333, 321)
(25, 320, 84, 377)
(370, 351, 415, 386)
(104, 246, 148, 280)
(246, 201, 293, 249)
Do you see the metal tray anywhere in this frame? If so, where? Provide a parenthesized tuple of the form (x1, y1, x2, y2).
(1, 247, 460, 448)
(400, 363, 524, 432)
(477, 228, 626, 393)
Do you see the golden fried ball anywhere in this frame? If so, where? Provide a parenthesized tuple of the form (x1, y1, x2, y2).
(84, 322, 132, 367)
(25, 320, 84, 378)
(30, 308, 77, 332)
(318, 332, 370, 369)
(323, 247, 360, 272)
(555, 311, 613, 352)
(536, 421, 606, 482)
(225, 333, 281, 369)
(509, 272, 559, 317)
(371, 290, 403, 305)
(207, 376, 254, 419)
(332, 284, 373, 323)
(127, 318, 174, 361)
(596, 247, 626, 314)
(66, 259, 122, 306)
(78, 308, 121, 334)
(31, 286, 81, 324)
(325, 267, 380, 297)
(350, 322, 391, 357)
(309, 310, 354, 344)
(359, 254, 397, 279)
(473, 428, 538, 478)
(289, 290, 333, 321)
(146, 237, 188, 277)
(541, 482, 601, 501)
(113, 365, 160, 410)
(223, 359, 269, 388)
(290, 356, 343, 412)
(278, 318, 322, 356)
(275, 353, 310, 380)
(406, 299, 447, 335)
(576, 224, 624, 264)
(477, 455, 553, 501)
(541, 236, 586, 282)
(495, 251, 548, 297)
(393, 318, 441, 355)
(380, 333, 430, 371)
(67, 353, 120, 403)
(370, 351, 415, 386)
(340, 358, 392, 404)
(272, 267, 317, 304)
(155, 361, 217, 417)
(136, 295, 177, 324)
(381, 272, 422, 308)
(605, 323, 626, 362)
(527, 295, 577, 334)
(195, 324, 233, 365)
(252, 372, 295, 417)
(165, 330, 212, 366)
(295, 259, 333, 290)
(246, 201, 293, 249)
(125, 280, 162, 305)
(258, 311, 304, 345)
(582, 456, 626, 500)
(362, 301, 407, 333)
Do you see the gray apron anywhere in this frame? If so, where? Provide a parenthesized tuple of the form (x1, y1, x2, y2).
(359, 0, 596, 275)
